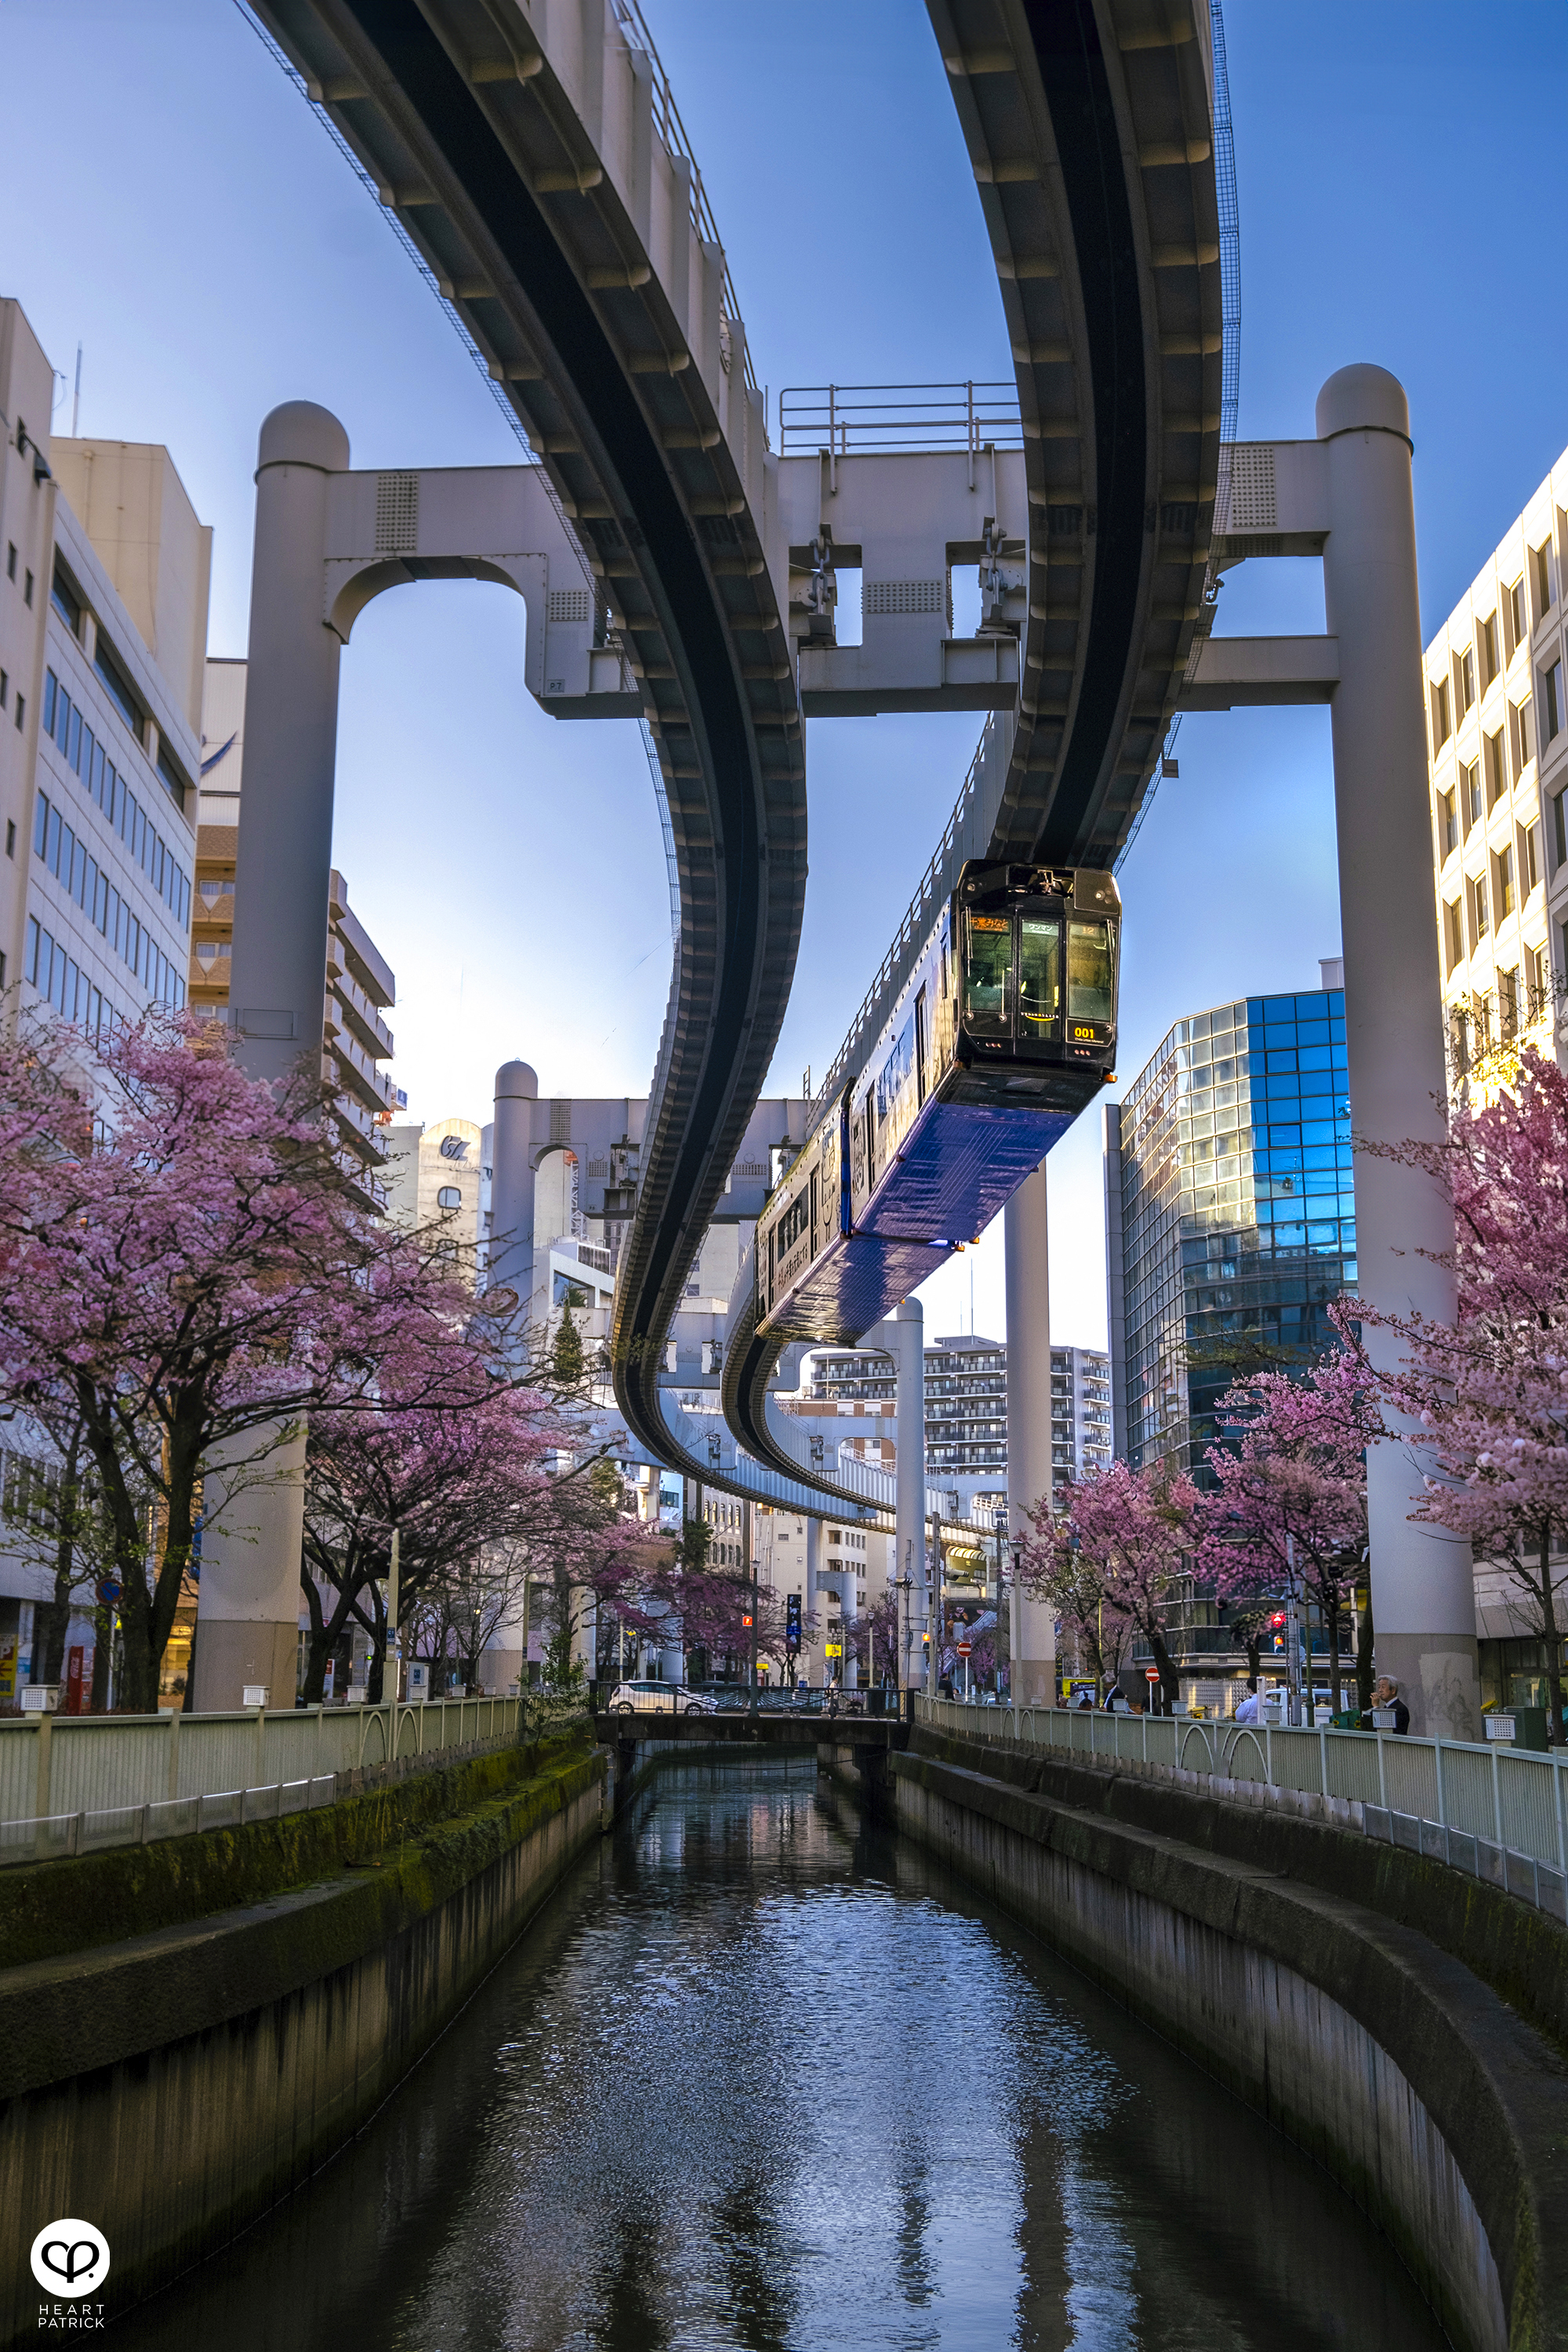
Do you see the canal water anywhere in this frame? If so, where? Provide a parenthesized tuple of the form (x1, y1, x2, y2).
(118, 1759, 1448, 2350)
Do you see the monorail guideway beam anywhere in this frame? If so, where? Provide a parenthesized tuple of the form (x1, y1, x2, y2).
(245, 0, 808, 1517)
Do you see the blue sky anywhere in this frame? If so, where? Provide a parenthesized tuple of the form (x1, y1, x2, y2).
(4, 1, 1565, 1350)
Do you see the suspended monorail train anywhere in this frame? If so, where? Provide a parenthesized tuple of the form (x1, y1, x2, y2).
(756, 861, 1121, 1345)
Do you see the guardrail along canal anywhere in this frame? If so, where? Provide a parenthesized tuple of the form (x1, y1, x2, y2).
(117, 1759, 1447, 2350)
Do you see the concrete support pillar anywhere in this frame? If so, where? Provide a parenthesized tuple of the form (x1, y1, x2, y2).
(228, 401, 349, 1091)
(804, 1515, 822, 1686)
(893, 1298, 927, 1693)
(841, 1546, 858, 1687)
(488, 1059, 539, 1316)
(192, 1424, 306, 1712)
(480, 1582, 528, 1697)
(1006, 1161, 1055, 1704)
(1318, 364, 1479, 1740)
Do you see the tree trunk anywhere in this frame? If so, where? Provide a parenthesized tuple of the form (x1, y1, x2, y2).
(1356, 1583, 1376, 1714)
(34, 1428, 85, 1688)
(1149, 1625, 1180, 1715)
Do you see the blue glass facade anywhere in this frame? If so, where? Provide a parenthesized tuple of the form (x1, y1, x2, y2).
(1116, 988, 1356, 1482)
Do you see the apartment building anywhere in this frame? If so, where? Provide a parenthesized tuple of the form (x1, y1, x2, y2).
(791, 1331, 1109, 1530)
(192, 657, 397, 1183)
(1425, 450, 1567, 1094)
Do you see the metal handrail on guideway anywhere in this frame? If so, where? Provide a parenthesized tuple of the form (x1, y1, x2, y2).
(920, 1697, 1568, 1920)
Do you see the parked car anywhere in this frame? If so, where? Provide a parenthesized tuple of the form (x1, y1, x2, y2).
(606, 1679, 718, 1717)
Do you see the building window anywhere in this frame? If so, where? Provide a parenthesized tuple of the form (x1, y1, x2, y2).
(93, 636, 142, 737)
(1528, 943, 1548, 1022)
(1460, 645, 1475, 713)
(1482, 612, 1500, 684)
(4, 820, 12, 859)
(1525, 818, 1541, 891)
(1497, 842, 1515, 918)
(1457, 763, 1477, 833)
(1500, 966, 1519, 1037)
(1534, 543, 1554, 615)
(1483, 731, 1505, 808)
(1516, 698, 1534, 774)
(50, 564, 82, 637)
(1472, 873, 1490, 942)
(1508, 578, 1526, 654)
(23, 570, 33, 607)
(1555, 791, 1567, 873)
(1431, 675, 1450, 749)
(0, 670, 6, 710)
(437, 1185, 462, 1210)
(1544, 660, 1563, 746)
(13, 692, 22, 733)
(5, 543, 13, 581)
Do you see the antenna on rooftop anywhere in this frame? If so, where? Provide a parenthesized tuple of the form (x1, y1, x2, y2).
(71, 343, 82, 437)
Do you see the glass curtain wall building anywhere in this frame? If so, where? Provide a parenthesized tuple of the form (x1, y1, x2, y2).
(1106, 979, 1356, 1486)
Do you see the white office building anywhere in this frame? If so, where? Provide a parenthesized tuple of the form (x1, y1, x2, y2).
(1425, 448, 1568, 1095)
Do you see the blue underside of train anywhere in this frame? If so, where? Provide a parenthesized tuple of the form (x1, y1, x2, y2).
(764, 1087, 1079, 1346)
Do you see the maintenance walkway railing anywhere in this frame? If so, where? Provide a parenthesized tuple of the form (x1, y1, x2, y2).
(917, 1697, 1568, 1923)
(0, 1696, 521, 1867)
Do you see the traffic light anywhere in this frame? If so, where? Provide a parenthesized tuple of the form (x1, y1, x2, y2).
(786, 1593, 801, 1653)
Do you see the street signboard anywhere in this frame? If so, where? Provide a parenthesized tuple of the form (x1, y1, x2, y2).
(956, 1640, 972, 1658)
(1145, 1668, 1160, 1682)
(825, 1642, 843, 1658)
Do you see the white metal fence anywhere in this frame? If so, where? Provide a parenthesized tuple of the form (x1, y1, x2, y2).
(917, 1697, 1568, 1920)
(0, 1697, 521, 1866)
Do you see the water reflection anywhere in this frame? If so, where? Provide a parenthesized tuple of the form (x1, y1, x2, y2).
(116, 1759, 1446, 2350)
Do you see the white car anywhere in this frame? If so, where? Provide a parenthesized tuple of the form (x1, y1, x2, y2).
(606, 1679, 717, 1717)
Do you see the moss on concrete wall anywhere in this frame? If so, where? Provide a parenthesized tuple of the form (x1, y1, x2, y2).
(0, 1733, 586, 1977)
(0, 1737, 608, 2343)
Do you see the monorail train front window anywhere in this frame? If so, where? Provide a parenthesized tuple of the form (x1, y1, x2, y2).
(964, 912, 1012, 1033)
(1067, 920, 1115, 1025)
(1017, 916, 1062, 1036)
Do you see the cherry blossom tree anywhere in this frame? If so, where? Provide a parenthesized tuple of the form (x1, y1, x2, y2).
(300, 1381, 572, 1701)
(1196, 1351, 1374, 1716)
(1337, 1047, 1568, 1734)
(0, 1013, 492, 1711)
(1018, 1459, 1199, 1711)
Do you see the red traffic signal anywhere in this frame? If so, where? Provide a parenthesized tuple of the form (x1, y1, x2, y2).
(741, 1613, 753, 1628)
(1269, 1610, 1287, 1628)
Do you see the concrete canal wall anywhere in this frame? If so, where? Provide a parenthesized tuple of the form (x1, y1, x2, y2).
(892, 1726, 1568, 2352)
(0, 1733, 607, 2344)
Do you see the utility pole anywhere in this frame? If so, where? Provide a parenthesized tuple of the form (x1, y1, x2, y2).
(385, 1526, 401, 1708)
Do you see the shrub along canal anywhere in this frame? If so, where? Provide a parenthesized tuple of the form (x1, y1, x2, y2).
(114, 1757, 1449, 2350)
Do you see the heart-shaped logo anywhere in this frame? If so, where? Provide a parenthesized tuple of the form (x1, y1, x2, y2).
(31, 2219, 110, 2299)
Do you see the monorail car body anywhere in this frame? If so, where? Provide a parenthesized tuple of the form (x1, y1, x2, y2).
(757, 861, 1120, 1344)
